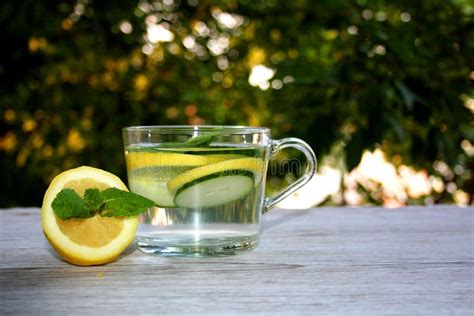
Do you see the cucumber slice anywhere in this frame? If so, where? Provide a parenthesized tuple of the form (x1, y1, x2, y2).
(174, 171, 254, 208)
(129, 177, 176, 208)
(167, 157, 265, 194)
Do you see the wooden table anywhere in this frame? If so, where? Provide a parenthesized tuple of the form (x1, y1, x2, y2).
(1, 206, 473, 315)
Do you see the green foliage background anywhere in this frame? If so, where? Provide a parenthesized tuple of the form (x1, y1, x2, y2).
(0, 0, 472, 206)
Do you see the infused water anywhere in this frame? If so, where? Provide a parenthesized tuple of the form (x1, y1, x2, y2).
(125, 145, 267, 255)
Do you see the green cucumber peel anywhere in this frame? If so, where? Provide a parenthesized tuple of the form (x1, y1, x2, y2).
(175, 170, 255, 195)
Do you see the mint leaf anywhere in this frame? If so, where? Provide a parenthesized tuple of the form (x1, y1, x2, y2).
(83, 188, 103, 210)
(51, 189, 94, 220)
(100, 187, 155, 217)
(184, 133, 218, 147)
(158, 131, 225, 148)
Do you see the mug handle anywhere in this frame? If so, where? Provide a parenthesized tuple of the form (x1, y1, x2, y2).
(264, 138, 317, 213)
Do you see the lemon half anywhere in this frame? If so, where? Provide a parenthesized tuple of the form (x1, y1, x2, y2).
(41, 166, 138, 266)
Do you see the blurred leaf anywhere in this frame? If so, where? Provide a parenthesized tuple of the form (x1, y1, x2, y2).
(385, 114, 405, 142)
(394, 80, 426, 111)
(345, 132, 365, 171)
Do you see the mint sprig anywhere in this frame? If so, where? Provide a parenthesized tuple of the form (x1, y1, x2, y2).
(51, 187, 155, 220)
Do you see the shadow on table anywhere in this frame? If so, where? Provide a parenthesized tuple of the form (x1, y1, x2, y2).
(261, 208, 312, 233)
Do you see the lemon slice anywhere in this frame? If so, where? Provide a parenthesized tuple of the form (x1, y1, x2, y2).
(203, 154, 246, 160)
(125, 151, 225, 170)
(167, 157, 265, 194)
(41, 166, 138, 266)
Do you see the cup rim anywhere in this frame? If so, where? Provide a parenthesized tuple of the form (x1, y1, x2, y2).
(122, 125, 270, 134)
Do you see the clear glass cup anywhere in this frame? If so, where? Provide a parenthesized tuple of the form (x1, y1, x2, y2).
(122, 126, 316, 256)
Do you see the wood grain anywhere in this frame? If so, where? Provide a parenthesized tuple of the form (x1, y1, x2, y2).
(1, 206, 473, 315)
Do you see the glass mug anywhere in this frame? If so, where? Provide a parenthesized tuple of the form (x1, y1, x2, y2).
(123, 126, 316, 256)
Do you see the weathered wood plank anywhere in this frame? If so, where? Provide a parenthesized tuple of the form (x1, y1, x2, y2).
(1, 206, 473, 315)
